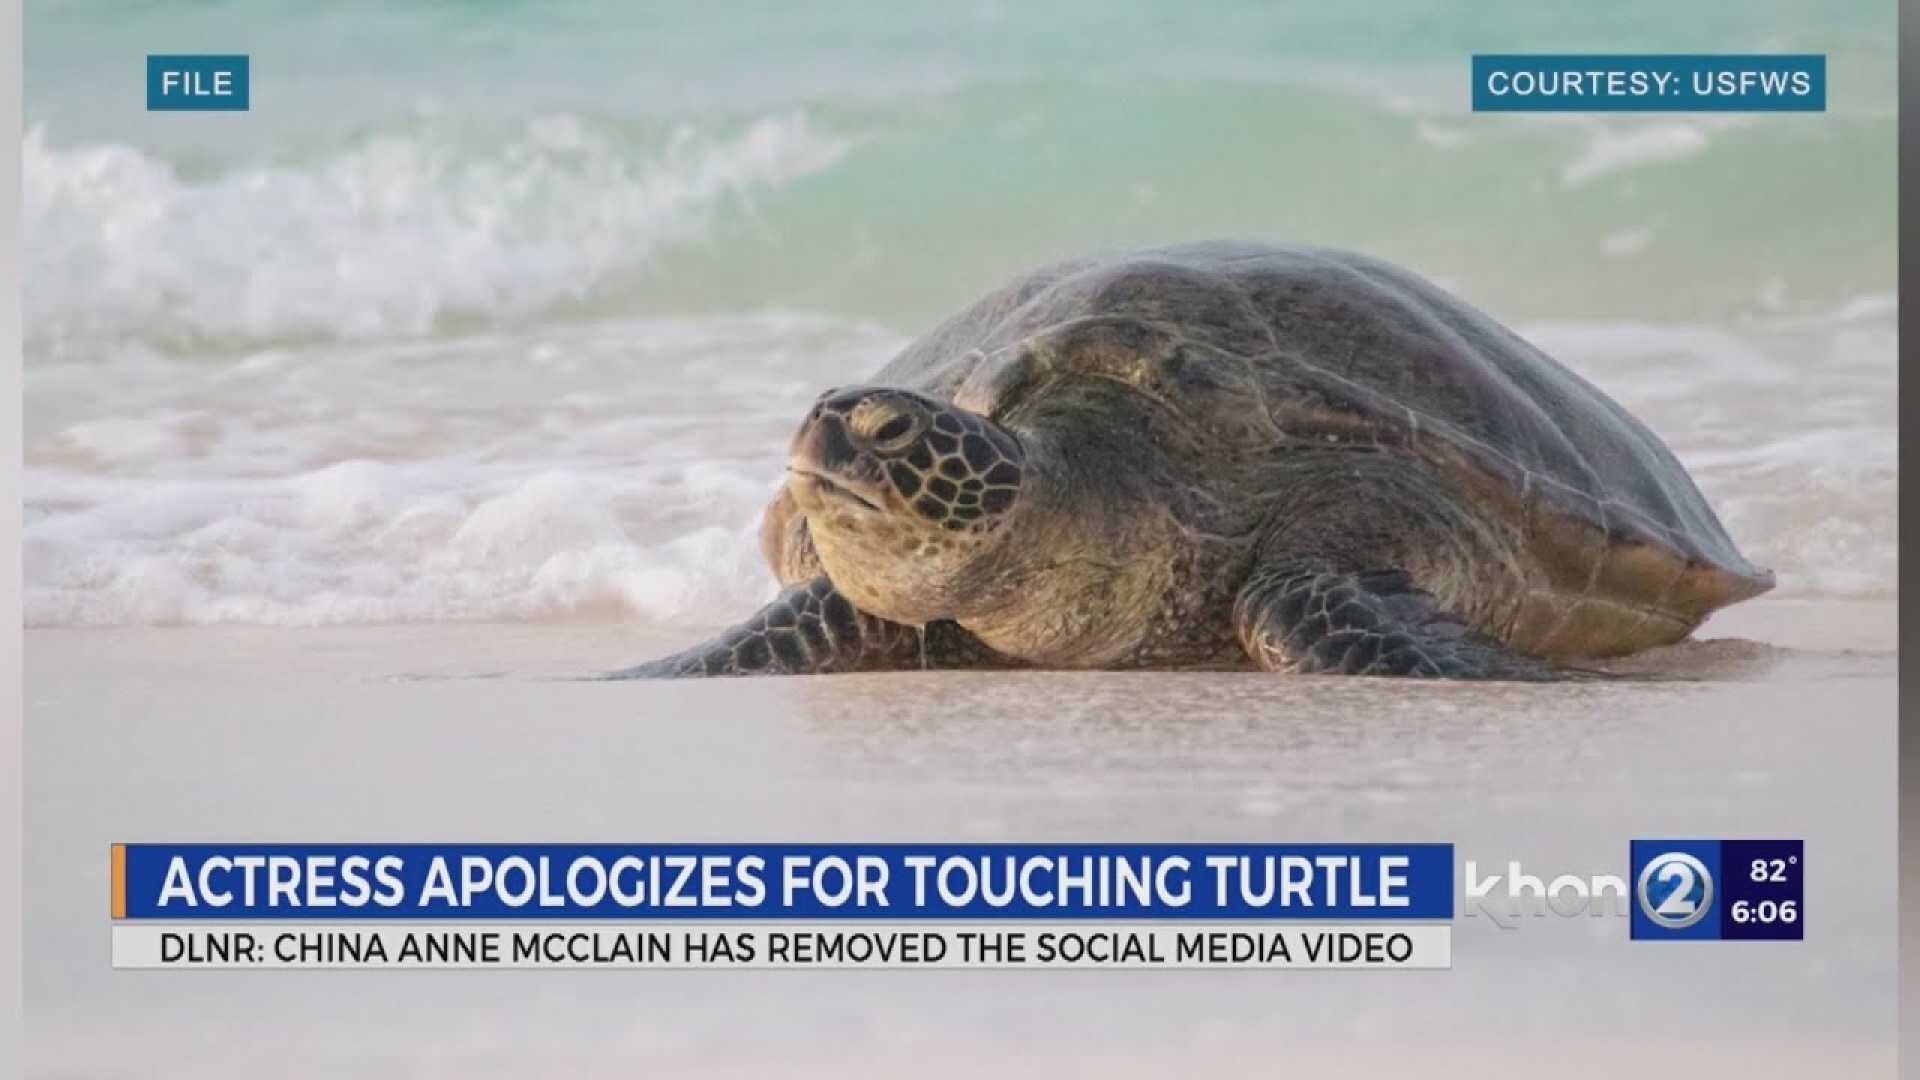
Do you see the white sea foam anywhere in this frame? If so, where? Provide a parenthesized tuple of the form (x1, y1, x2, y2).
(25, 312, 907, 627)
(24, 456, 790, 627)
(1519, 304, 1897, 600)
(1600, 225, 1656, 257)
(24, 112, 853, 352)
(1413, 122, 1469, 150)
(1560, 120, 1717, 187)
(22, 290, 1895, 627)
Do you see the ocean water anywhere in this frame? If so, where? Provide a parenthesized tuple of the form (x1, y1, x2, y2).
(23, 1, 1897, 629)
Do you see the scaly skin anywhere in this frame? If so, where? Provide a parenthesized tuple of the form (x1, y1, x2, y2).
(605, 576, 1005, 678)
(1234, 565, 1555, 680)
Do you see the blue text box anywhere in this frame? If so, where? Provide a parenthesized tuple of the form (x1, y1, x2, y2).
(1472, 55, 1824, 112)
(146, 55, 250, 111)
(115, 843, 1455, 920)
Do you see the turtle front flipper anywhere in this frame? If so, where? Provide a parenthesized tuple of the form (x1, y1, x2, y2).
(1233, 562, 1559, 681)
(607, 576, 1004, 678)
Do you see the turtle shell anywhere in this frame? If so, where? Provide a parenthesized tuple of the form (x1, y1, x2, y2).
(870, 242, 1772, 651)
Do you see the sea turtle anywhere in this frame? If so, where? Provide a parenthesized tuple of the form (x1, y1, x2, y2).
(615, 242, 1771, 680)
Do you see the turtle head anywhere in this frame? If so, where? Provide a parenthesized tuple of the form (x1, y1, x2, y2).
(784, 385, 1028, 624)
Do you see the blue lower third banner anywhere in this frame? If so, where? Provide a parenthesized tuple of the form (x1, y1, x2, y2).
(110, 843, 1452, 969)
(1472, 54, 1824, 112)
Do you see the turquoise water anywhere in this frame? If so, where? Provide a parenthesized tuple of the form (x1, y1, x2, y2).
(21, 3, 1899, 626)
(27, 0, 1896, 343)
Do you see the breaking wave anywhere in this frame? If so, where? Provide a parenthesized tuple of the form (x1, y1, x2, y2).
(24, 112, 853, 353)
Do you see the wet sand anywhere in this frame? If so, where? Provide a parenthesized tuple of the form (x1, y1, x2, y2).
(24, 595, 1896, 1076)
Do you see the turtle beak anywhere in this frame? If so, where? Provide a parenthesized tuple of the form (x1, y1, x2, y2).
(788, 412, 884, 513)
(787, 468, 881, 513)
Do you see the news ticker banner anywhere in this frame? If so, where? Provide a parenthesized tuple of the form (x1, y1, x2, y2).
(110, 840, 1807, 969)
(111, 843, 1453, 971)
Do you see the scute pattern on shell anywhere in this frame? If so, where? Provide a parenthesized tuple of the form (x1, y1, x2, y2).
(873, 241, 1770, 598)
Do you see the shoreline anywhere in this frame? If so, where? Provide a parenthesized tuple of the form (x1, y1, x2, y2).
(24, 593, 1895, 1075)
(23, 593, 1897, 679)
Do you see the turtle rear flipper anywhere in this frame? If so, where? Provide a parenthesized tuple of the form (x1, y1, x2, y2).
(607, 576, 1005, 678)
(1233, 563, 1560, 681)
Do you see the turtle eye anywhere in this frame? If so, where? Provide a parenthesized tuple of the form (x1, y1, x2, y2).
(852, 399, 923, 452)
(872, 414, 913, 445)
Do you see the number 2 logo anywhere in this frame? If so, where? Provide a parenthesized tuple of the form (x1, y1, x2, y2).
(1637, 851, 1714, 930)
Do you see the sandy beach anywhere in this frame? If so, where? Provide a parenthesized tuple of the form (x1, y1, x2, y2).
(24, 594, 1895, 1076)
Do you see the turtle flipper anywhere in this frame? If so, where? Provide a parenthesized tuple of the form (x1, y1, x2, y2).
(607, 576, 1002, 678)
(1233, 563, 1558, 681)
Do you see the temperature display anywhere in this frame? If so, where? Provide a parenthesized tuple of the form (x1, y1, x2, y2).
(1720, 840, 1803, 941)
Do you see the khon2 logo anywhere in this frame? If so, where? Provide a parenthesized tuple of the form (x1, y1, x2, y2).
(1630, 839, 1802, 941)
(1635, 850, 1713, 931)
(1631, 840, 1720, 939)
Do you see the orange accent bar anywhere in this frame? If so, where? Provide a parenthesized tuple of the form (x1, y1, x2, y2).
(110, 844, 126, 920)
